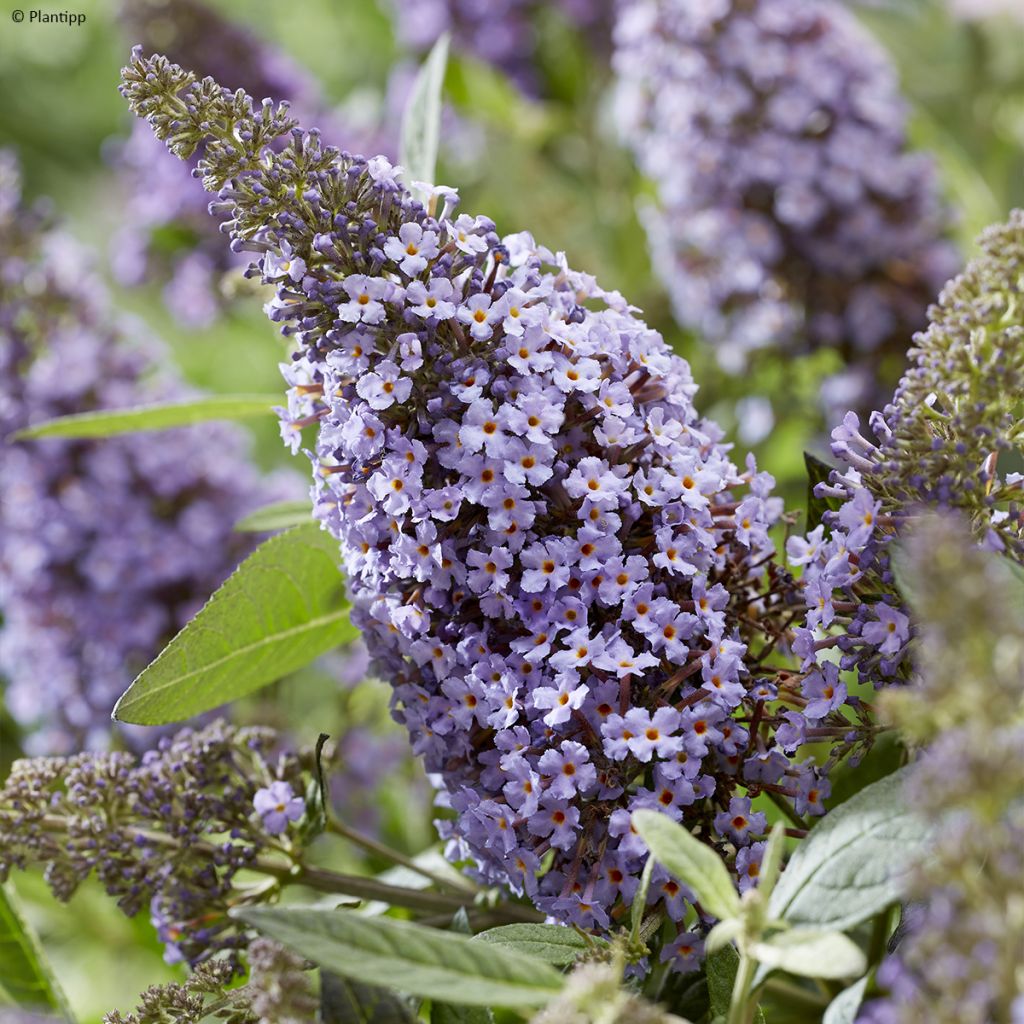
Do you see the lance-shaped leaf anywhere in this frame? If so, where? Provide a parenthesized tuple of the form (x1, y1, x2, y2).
(473, 924, 606, 966)
(0, 883, 73, 1017)
(234, 500, 312, 533)
(823, 976, 870, 1024)
(12, 394, 281, 440)
(400, 33, 450, 205)
(766, 768, 926, 932)
(235, 907, 564, 1009)
(632, 810, 741, 922)
(114, 523, 355, 724)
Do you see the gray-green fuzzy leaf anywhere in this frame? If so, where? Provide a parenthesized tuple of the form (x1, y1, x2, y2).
(234, 500, 312, 533)
(12, 394, 281, 440)
(473, 924, 605, 966)
(823, 976, 870, 1024)
(632, 810, 741, 922)
(114, 524, 355, 724)
(400, 34, 449, 203)
(237, 907, 564, 1008)
(767, 768, 926, 932)
(0, 883, 72, 1017)
(749, 929, 867, 980)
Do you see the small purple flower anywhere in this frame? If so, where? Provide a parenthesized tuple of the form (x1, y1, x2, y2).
(383, 222, 439, 276)
(254, 781, 305, 835)
(714, 796, 767, 846)
(356, 360, 412, 410)
(339, 274, 392, 324)
(861, 604, 911, 656)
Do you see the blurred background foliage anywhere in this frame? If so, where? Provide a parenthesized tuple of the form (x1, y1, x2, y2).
(1, 0, 1023, 1018)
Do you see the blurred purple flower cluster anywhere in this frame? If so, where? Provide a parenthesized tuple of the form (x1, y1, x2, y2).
(613, 0, 958, 420)
(855, 517, 1024, 1024)
(0, 152, 289, 753)
(388, 0, 614, 92)
(120, 51, 869, 957)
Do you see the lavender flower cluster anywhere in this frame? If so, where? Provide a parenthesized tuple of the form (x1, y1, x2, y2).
(388, 0, 614, 92)
(112, 0, 361, 327)
(612, 0, 958, 420)
(0, 719, 308, 968)
(120, 51, 867, 958)
(857, 517, 1024, 1023)
(787, 209, 1024, 704)
(0, 152, 282, 753)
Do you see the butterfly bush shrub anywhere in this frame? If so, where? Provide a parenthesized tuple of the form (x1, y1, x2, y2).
(788, 210, 1024, 706)
(0, 153, 287, 753)
(613, 0, 958, 421)
(117, 50, 883, 960)
(857, 516, 1024, 1024)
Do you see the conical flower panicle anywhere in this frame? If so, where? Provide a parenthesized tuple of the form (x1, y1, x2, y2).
(787, 211, 1024, 706)
(122, 51, 851, 956)
(112, 0, 391, 328)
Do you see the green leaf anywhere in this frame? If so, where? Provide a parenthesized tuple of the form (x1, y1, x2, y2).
(767, 768, 927, 933)
(400, 33, 450, 205)
(473, 924, 605, 966)
(632, 810, 741, 922)
(234, 500, 312, 533)
(705, 946, 765, 1024)
(630, 855, 655, 945)
(432, 1003, 493, 1024)
(0, 882, 72, 1017)
(236, 907, 564, 1009)
(320, 971, 417, 1024)
(749, 929, 867, 981)
(11, 394, 282, 441)
(114, 524, 355, 725)
(758, 822, 786, 903)
(823, 976, 870, 1024)
(804, 451, 841, 530)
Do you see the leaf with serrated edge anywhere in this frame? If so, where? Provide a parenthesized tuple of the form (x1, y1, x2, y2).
(632, 810, 740, 922)
(823, 976, 869, 1024)
(473, 924, 605, 966)
(749, 929, 866, 980)
(236, 907, 563, 1008)
(12, 394, 281, 440)
(114, 524, 355, 724)
(399, 34, 449, 204)
(0, 882, 73, 1017)
(767, 768, 926, 932)
(234, 500, 312, 533)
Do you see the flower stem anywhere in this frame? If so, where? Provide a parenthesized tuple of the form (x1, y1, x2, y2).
(727, 953, 757, 1024)
(325, 815, 475, 894)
